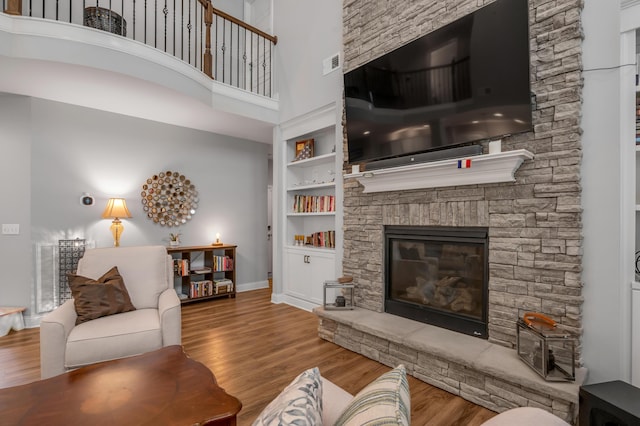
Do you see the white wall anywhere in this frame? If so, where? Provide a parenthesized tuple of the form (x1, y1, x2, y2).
(273, 0, 343, 123)
(581, 0, 632, 383)
(0, 94, 32, 311)
(0, 95, 270, 322)
(270, 0, 343, 296)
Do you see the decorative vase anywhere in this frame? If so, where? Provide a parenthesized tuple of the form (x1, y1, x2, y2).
(170, 240, 179, 247)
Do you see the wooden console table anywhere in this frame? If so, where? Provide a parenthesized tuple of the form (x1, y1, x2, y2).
(0, 345, 241, 425)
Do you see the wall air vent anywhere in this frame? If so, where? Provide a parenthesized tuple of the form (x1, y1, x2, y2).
(323, 53, 341, 75)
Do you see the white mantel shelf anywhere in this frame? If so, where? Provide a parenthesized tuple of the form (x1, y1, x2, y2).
(345, 149, 535, 193)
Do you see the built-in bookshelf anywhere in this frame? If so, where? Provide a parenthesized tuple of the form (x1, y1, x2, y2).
(167, 244, 236, 303)
(278, 103, 343, 310)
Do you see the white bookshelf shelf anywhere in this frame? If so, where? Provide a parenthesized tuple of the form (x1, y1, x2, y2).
(287, 152, 336, 168)
(287, 182, 335, 192)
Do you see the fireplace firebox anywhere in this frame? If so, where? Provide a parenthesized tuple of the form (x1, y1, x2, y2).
(385, 226, 488, 338)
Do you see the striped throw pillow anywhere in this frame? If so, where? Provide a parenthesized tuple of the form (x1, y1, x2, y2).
(252, 367, 323, 426)
(334, 364, 410, 426)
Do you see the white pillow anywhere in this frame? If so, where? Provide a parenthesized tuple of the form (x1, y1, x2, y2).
(334, 364, 411, 426)
(252, 367, 323, 426)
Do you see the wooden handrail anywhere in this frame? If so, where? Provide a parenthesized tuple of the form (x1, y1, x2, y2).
(4, 0, 22, 15)
(212, 7, 278, 45)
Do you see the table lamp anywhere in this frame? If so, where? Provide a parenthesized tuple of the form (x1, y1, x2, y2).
(102, 198, 132, 247)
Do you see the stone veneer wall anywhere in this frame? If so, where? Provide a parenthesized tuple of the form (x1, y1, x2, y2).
(341, 0, 584, 358)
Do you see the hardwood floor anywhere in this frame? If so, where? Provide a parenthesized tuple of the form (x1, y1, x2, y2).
(0, 289, 496, 425)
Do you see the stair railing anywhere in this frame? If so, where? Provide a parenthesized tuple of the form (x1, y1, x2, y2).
(2, 0, 277, 98)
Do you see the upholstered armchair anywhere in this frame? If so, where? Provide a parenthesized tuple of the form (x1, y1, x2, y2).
(40, 245, 181, 379)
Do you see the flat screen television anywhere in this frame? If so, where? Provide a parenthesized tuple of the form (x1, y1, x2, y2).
(344, 0, 532, 167)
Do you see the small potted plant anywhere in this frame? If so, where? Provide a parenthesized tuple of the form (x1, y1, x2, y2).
(169, 233, 180, 247)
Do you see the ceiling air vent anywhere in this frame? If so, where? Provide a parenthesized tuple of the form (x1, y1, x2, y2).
(322, 53, 341, 75)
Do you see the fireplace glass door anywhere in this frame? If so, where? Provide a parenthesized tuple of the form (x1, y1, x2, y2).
(385, 226, 488, 338)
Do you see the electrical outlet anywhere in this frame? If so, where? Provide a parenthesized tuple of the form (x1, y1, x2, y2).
(2, 224, 19, 235)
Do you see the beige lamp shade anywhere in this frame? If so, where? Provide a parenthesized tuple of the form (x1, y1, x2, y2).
(102, 198, 132, 247)
(102, 198, 132, 219)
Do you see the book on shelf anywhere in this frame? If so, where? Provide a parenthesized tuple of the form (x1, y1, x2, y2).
(213, 278, 234, 294)
(292, 195, 335, 213)
(308, 230, 335, 248)
(213, 255, 233, 271)
(174, 259, 190, 276)
(190, 280, 213, 298)
(191, 267, 212, 274)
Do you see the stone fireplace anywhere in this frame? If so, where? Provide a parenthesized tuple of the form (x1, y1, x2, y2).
(385, 225, 488, 338)
(315, 0, 585, 422)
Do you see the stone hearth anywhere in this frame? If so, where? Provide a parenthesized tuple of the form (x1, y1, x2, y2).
(315, 307, 584, 423)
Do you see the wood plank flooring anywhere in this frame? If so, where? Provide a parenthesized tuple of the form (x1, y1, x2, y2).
(0, 289, 496, 425)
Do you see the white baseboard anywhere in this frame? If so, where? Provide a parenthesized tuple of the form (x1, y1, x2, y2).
(236, 280, 269, 293)
(272, 293, 321, 312)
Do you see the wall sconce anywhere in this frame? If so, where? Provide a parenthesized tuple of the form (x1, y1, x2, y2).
(102, 198, 132, 247)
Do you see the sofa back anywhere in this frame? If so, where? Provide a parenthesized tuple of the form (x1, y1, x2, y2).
(77, 245, 172, 309)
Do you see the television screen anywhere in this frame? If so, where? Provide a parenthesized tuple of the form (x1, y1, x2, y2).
(344, 0, 532, 165)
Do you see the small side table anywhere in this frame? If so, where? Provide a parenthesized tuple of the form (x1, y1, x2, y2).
(323, 281, 355, 310)
(0, 307, 25, 337)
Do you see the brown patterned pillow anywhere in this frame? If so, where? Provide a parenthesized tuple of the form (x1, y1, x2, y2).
(68, 266, 136, 325)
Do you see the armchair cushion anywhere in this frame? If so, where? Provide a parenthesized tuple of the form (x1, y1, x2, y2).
(68, 266, 136, 325)
(65, 308, 162, 369)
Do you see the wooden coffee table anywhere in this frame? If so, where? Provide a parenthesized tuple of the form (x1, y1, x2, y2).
(0, 345, 241, 425)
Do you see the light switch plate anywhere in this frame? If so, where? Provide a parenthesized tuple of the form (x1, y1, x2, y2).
(2, 224, 19, 235)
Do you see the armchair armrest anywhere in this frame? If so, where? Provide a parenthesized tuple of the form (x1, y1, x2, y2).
(40, 300, 77, 379)
(158, 288, 181, 346)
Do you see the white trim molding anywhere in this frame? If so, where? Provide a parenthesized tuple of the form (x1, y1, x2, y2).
(346, 149, 534, 193)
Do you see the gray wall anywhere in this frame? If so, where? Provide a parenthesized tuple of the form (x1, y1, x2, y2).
(1, 95, 270, 321)
(273, 0, 343, 123)
(0, 94, 32, 311)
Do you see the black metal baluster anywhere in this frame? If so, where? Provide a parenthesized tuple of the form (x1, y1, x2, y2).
(154, 0, 157, 48)
(221, 18, 225, 83)
(144, 0, 147, 44)
(242, 27, 247, 90)
(69, 0, 72, 23)
(269, 41, 272, 97)
(194, 2, 198, 69)
(262, 37, 266, 96)
(229, 20, 233, 85)
(187, 0, 191, 65)
(180, 0, 184, 60)
(133, 0, 136, 41)
(163, 0, 168, 52)
(213, 15, 217, 77)
(109, 0, 112, 35)
(173, 0, 176, 55)
(236, 23, 239, 89)
(29, 0, 32, 17)
(121, 0, 124, 35)
(41, 0, 44, 18)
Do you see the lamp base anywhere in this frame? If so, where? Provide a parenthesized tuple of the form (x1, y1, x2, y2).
(110, 218, 124, 247)
(211, 242, 223, 247)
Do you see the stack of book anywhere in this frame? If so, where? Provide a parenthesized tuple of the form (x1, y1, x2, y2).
(190, 280, 213, 298)
(310, 230, 335, 248)
(174, 259, 190, 276)
(213, 255, 233, 271)
(292, 195, 335, 213)
(213, 278, 234, 295)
